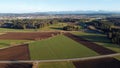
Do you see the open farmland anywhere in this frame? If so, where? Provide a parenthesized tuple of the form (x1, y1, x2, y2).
(0, 27, 119, 68)
(29, 35, 99, 60)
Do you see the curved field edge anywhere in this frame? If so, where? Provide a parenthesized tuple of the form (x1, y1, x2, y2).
(29, 35, 99, 60)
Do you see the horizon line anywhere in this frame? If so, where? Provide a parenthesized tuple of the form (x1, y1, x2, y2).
(0, 10, 120, 14)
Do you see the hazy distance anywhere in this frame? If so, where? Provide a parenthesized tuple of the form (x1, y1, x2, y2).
(0, 0, 120, 13)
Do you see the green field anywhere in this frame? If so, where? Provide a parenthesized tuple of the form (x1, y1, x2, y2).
(40, 23, 67, 31)
(115, 56, 120, 60)
(39, 62, 75, 68)
(0, 40, 30, 48)
(0, 28, 37, 32)
(29, 35, 99, 60)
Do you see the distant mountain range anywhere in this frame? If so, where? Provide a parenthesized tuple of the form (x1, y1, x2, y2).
(35, 10, 120, 14)
(0, 10, 120, 16)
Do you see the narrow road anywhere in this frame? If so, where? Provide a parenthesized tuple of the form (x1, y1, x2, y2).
(0, 53, 119, 63)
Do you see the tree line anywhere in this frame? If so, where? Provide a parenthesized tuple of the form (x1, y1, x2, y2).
(0, 19, 58, 29)
(63, 25, 80, 31)
(91, 19, 120, 45)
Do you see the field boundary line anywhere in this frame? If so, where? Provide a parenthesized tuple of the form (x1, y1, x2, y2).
(0, 53, 119, 63)
(0, 42, 30, 50)
(0, 44, 26, 50)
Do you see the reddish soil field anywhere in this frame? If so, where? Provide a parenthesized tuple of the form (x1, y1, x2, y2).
(73, 57, 120, 68)
(0, 32, 60, 40)
(64, 33, 116, 55)
(0, 44, 30, 60)
(0, 63, 32, 68)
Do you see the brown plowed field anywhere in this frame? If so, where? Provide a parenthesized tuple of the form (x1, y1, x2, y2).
(73, 57, 120, 68)
(64, 33, 116, 55)
(0, 44, 30, 60)
(0, 32, 60, 40)
(0, 63, 32, 68)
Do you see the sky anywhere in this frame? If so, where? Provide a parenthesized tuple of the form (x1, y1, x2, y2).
(0, 0, 120, 13)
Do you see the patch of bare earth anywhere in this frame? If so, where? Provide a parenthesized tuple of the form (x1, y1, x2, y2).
(0, 32, 60, 40)
(0, 44, 30, 60)
(73, 57, 120, 68)
(0, 63, 33, 68)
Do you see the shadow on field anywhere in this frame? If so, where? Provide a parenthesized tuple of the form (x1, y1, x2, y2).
(79, 35, 110, 43)
(74, 29, 120, 48)
(73, 58, 120, 68)
(84, 29, 103, 34)
(77, 34, 120, 48)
